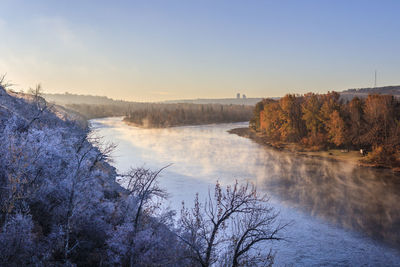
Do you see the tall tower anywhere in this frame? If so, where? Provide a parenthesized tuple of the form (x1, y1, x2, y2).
(374, 70, 377, 88)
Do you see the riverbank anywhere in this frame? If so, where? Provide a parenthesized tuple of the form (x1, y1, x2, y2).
(229, 127, 400, 172)
(123, 117, 250, 129)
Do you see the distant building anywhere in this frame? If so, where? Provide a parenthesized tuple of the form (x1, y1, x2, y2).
(236, 93, 240, 99)
(242, 94, 246, 99)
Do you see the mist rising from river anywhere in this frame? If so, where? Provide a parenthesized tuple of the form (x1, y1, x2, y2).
(91, 117, 400, 266)
(257, 150, 400, 248)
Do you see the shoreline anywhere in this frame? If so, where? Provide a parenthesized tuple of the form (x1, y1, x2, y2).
(122, 117, 249, 129)
(228, 127, 400, 173)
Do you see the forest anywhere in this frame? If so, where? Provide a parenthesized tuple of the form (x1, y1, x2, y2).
(66, 103, 129, 119)
(251, 92, 400, 168)
(63, 102, 253, 128)
(123, 103, 253, 128)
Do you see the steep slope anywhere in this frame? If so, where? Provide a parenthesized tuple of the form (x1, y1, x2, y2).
(0, 86, 186, 266)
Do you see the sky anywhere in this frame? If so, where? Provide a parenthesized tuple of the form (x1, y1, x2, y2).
(0, 0, 399, 101)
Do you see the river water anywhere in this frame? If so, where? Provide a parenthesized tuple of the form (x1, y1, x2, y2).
(90, 117, 400, 266)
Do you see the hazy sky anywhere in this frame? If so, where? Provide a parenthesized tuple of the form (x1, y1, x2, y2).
(1, 0, 399, 101)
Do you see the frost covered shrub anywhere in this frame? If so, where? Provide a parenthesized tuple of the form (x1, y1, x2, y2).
(106, 216, 189, 266)
(0, 213, 36, 266)
(105, 169, 190, 267)
(0, 88, 188, 266)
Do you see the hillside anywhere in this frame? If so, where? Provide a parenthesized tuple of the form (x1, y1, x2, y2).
(340, 85, 400, 100)
(0, 86, 187, 266)
(44, 85, 400, 111)
(44, 92, 264, 106)
(43, 92, 128, 105)
(162, 97, 264, 105)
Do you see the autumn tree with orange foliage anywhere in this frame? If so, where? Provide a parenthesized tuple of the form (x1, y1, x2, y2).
(252, 92, 400, 168)
(278, 94, 305, 142)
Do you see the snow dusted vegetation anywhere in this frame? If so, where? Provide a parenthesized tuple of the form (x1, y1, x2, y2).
(0, 85, 186, 266)
(0, 84, 283, 266)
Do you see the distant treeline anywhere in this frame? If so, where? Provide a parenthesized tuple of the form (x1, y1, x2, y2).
(340, 85, 400, 101)
(342, 85, 400, 95)
(65, 103, 253, 127)
(251, 92, 400, 167)
(66, 103, 129, 119)
(124, 103, 253, 128)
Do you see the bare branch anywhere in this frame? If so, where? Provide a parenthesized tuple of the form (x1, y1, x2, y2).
(179, 181, 286, 267)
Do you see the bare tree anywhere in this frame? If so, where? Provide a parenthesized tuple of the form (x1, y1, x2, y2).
(117, 165, 170, 267)
(179, 181, 286, 267)
(86, 134, 117, 172)
(63, 134, 116, 262)
(118, 165, 170, 232)
(0, 74, 13, 90)
(63, 136, 92, 261)
(17, 84, 53, 132)
(228, 203, 285, 267)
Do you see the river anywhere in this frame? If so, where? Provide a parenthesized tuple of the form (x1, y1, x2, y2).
(90, 117, 400, 266)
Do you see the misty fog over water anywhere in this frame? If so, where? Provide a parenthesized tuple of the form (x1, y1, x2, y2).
(91, 117, 400, 266)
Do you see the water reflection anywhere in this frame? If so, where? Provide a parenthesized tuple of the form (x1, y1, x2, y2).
(259, 151, 400, 248)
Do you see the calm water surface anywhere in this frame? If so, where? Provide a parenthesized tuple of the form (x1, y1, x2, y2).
(91, 117, 400, 266)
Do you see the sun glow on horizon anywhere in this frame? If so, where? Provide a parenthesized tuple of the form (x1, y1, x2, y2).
(1, 0, 399, 101)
